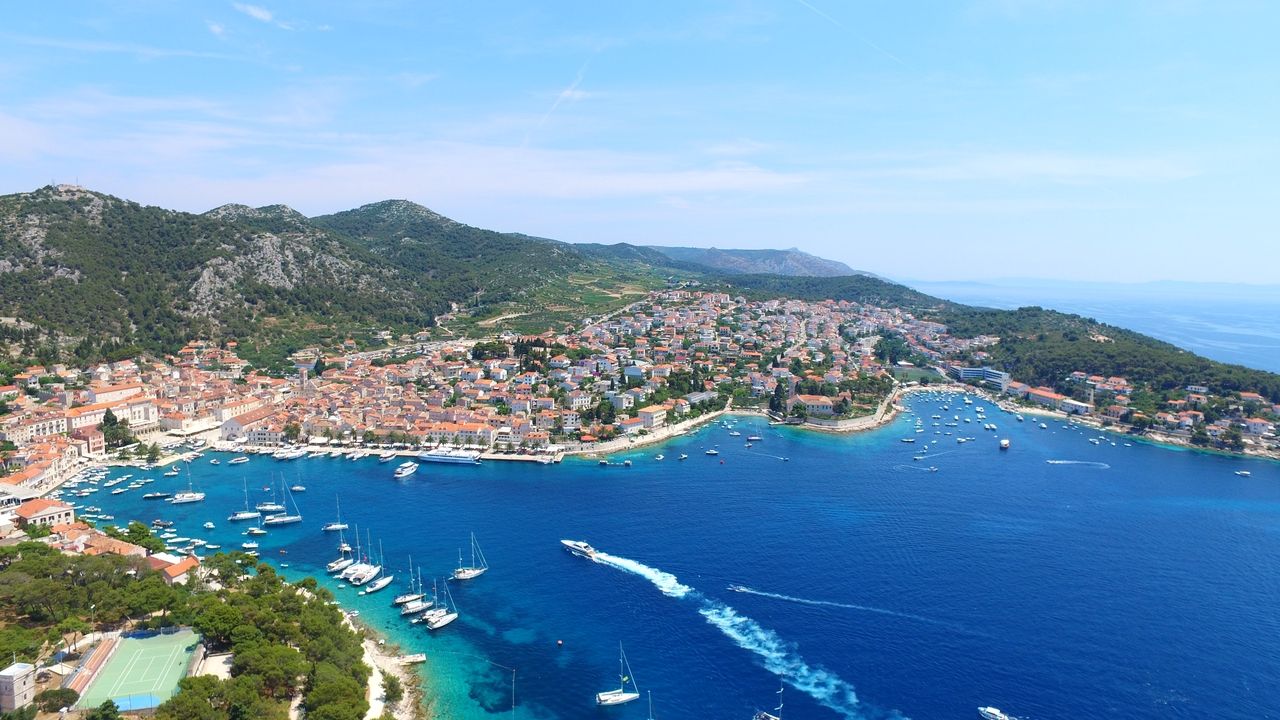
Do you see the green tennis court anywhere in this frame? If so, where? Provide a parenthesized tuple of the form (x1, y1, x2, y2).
(76, 629, 198, 710)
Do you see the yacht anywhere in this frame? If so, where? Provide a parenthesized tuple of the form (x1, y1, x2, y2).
(561, 539, 597, 559)
(394, 564, 425, 606)
(425, 582, 459, 630)
(228, 479, 262, 521)
(596, 642, 640, 706)
(393, 462, 419, 479)
(143, 492, 171, 500)
(323, 496, 349, 531)
(262, 481, 302, 525)
(747, 435, 763, 442)
(417, 448, 482, 465)
(229, 456, 250, 465)
(241, 541, 259, 550)
(978, 708, 1013, 720)
(450, 532, 489, 580)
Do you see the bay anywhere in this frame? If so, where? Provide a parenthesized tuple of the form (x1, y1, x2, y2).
(84, 394, 1280, 719)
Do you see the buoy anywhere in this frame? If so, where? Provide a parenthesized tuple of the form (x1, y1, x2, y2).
(719, 460, 724, 464)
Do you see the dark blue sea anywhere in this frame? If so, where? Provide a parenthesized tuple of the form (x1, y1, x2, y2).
(85, 395, 1280, 720)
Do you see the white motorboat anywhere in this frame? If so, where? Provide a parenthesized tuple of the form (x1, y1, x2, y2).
(978, 708, 1013, 720)
(596, 642, 640, 706)
(561, 539, 596, 559)
(393, 462, 419, 479)
(229, 456, 250, 465)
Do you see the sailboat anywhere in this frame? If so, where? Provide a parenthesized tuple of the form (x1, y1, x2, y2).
(400, 569, 432, 615)
(326, 534, 355, 574)
(393, 557, 424, 605)
(648, 691, 655, 720)
(262, 478, 302, 525)
(171, 466, 205, 504)
(752, 685, 784, 720)
(228, 478, 261, 521)
(596, 642, 640, 706)
(322, 495, 348, 531)
(425, 580, 459, 630)
(362, 542, 395, 594)
(450, 532, 489, 580)
(255, 480, 286, 513)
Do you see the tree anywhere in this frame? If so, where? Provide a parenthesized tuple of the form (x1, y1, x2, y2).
(146, 443, 161, 464)
(35, 688, 79, 712)
(85, 700, 122, 720)
(382, 673, 403, 706)
(284, 423, 301, 442)
(312, 356, 327, 375)
(769, 382, 787, 413)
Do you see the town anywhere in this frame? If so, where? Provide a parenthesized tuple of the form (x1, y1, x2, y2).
(2, 288, 1278, 536)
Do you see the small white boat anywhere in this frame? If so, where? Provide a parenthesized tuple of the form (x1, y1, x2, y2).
(393, 462, 419, 479)
(999, 439, 1010, 450)
(1235, 470, 1251, 477)
(203, 521, 215, 529)
(561, 539, 596, 559)
(654, 454, 664, 461)
(678, 454, 688, 461)
(241, 541, 259, 550)
(229, 456, 250, 465)
(291, 485, 306, 492)
(979, 708, 1013, 720)
(210, 458, 220, 465)
(596, 642, 640, 706)
(705, 449, 719, 456)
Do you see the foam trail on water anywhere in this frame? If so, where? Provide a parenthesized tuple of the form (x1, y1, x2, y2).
(593, 551, 903, 719)
(699, 602, 870, 719)
(730, 586, 983, 637)
(1046, 460, 1110, 469)
(592, 551, 692, 598)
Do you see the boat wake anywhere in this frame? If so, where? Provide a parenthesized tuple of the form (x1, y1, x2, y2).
(727, 586, 981, 637)
(1045, 460, 1110, 469)
(593, 552, 903, 719)
(592, 552, 692, 598)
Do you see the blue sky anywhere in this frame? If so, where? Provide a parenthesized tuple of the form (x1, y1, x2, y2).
(1, 1, 1276, 282)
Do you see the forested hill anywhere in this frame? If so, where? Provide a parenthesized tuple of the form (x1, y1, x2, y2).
(648, 245, 866, 277)
(939, 306, 1280, 402)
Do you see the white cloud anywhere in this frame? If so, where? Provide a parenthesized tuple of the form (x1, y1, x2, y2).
(232, 3, 273, 23)
(871, 151, 1197, 184)
(206, 21, 226, 38)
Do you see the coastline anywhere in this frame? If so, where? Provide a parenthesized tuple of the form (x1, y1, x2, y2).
(344, 612, 429, 720)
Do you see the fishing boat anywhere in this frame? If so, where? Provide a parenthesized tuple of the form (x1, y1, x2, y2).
(596, 642, 640, 706)
(450, 532, 488, 580)
(560, 539, 596, 559)
(322, 496, 349, 531)
(229, 479, 262, 521)
(752, 685, 784, 720)
(229, 456, 250, 465)
(393, 461, 419, 479)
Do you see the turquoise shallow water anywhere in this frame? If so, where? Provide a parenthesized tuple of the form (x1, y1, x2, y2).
(86, 394, 1280, 719)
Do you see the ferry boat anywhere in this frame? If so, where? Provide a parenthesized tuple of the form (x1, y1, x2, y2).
(229, 456, 250, 465)
(978, 708, 1013, 720)
(560, 539, 597, 559)
(417, 448, 482, 465)
(393, 462, 419, 479)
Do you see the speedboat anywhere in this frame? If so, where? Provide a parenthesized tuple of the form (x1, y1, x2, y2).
(747, 435, 762, 442)
(979, 708, 1013, 720)
(393, 462, 419, 479)
(560, 539, 596, 559)
(1235, 470, 1252, 477)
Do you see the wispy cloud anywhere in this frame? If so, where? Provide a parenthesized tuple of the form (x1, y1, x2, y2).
(524, 60, 593, 147)
(206, 21, 227, 38)
(0, 33, 241, 61)
(232, 2, 293, 30)
(861, 151, 1197, 184)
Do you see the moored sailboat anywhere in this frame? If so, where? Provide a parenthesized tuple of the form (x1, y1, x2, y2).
(596, 642, 640, 706)
(450, 532, 489, 580)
